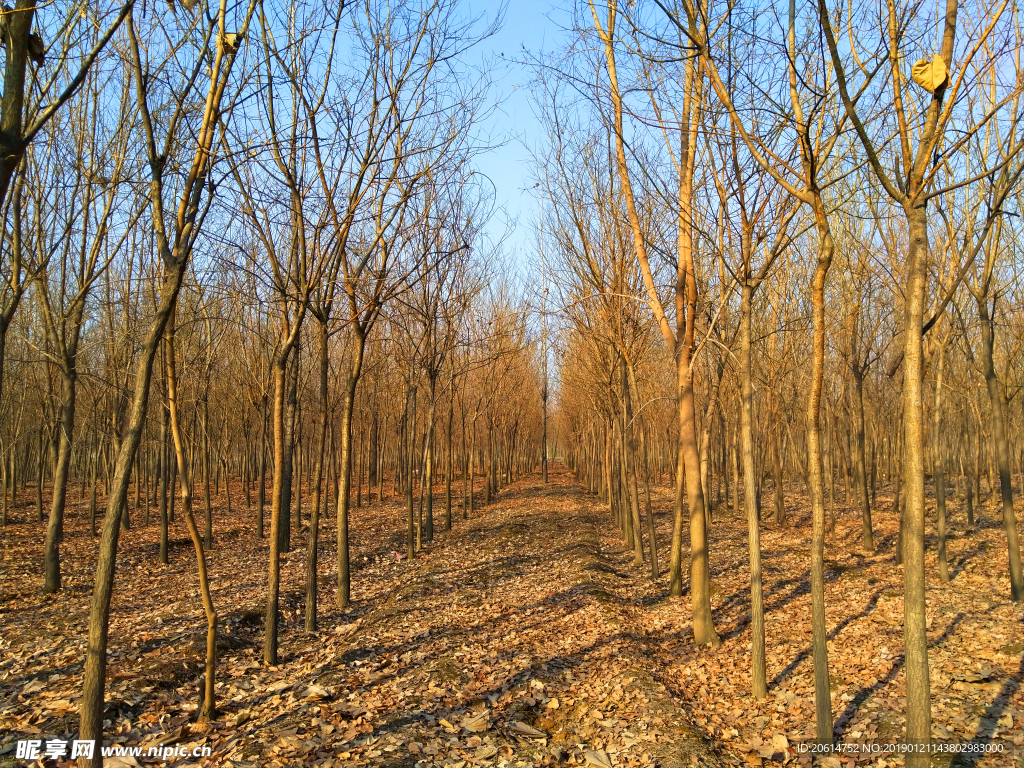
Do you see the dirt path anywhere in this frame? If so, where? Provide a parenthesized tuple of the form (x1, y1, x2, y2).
(262, 464, 716, 768)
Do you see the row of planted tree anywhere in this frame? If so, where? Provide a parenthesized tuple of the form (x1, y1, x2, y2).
(3, 267, 546, 708)
(531, 0, 1024, 764)
(0, 1, 552, 764)
(559, 307, 1022, 575)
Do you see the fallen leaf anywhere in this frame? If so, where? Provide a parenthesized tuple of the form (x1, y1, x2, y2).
(509, 721, 546, 738)
(461, 711, 489, 733)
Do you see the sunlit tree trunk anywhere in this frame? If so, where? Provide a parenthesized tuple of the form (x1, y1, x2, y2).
(336, 330, 366, 609)
(306, 320, 330, 630)
(739, 283, 767, 698)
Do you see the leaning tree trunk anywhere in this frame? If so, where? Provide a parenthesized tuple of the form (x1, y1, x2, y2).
(164, 313, 218, 721)
(79, 256, 189, 764)
(79, 9, 251, 750)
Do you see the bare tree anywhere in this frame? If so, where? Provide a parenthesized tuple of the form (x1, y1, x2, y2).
(79, 0, 257, 755)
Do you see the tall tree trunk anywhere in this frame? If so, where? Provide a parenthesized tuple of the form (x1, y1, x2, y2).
(424, 375, 436, 543)
(852, 367, 874, 550)
(978, 298, 1024, 600)
(88, 439, 98, 537)
(133, 453, 141, 521)
(739, 283, 767, 699)
(963, 434, 975, 530)
(368, 410, 378, 487)
(258, 394, 267, 539)
(336, 331, 367, 609)
(806, 197, 835, 743)
(618, 359, 643, 564)
(771, 419, 786, 527)
(35, 428, 44, 522)
(542, 357, 549, 484)
(170, 447, 179, 524)
(901, 201, 933, 760)
(203, 397, 213, 549)
(933, 336, 949, 582)
(699, 359, 725, 524)
(467, 415, 477, 520)
(279, 352, 299, 555)
(264, 322, 307, 662)
(159, 396, 169, 565)
(445, 381, 454, 530)
(43, 368, 76, 592)
(405, 384, 417, 560)
(484, 420, 493, 505)
(678, 348, 717, 645)
(307, 320, 330, 631)
(264, 343, 290, 665)
(640, 424, 659, 579)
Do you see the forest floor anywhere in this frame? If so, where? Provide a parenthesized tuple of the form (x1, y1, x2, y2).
(0, 465, 1021, 768)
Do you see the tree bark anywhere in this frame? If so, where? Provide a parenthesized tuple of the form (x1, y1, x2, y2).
(933, 336, 949, 582)
(424, 375, 436, 543)
(306, 320, 330, 631)
(43, 368, 76, 592)
(164, 312, 218, 721)
(852, 367, 874, 550)
(620, 357, 644, 566)
(739, 283, 767, 699)
(901, 200, 933, 759)
(807, 196, 835, 744)
(264, 345, 289, 665)
(79, 256, 191, 763)
(336, 330, 366, 610)
(978, 298, 1024, 600)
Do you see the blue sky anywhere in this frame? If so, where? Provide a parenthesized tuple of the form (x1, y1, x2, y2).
(469, 0, 573, 271)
